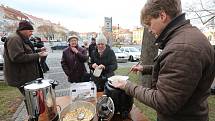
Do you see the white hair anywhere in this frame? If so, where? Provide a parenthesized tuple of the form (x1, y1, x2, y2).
(96, 33, 107, 44)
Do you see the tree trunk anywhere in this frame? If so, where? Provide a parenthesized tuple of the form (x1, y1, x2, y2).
(139, 28, 158, 88)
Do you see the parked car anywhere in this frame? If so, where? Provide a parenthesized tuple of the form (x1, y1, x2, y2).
(135, 45, 142, 51)
(51, 41, 68, 50)
(120, 47, 141, 61)
(210, 41, 215, 94)
(211, 84, 215, 95)
(112, 47, 128, 63)
(0, 41, 4, 70)
(210, 41, 215, 49)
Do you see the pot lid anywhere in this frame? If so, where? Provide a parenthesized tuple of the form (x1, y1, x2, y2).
(96, 95, 114, 120)
(24, 78, 51, 90)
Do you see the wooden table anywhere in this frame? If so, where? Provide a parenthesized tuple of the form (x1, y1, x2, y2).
(57, 92, 149, 121)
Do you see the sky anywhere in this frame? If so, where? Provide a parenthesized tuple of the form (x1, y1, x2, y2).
(0, 0, 209, 32)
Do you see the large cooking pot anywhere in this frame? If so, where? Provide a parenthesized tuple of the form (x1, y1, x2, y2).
(60, 101, 96, 121)
(24, 78, 59, 121)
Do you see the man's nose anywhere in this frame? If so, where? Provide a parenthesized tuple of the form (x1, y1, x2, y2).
(148, 28, 152, 33)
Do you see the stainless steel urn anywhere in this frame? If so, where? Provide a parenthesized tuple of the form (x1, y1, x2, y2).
(24, 78, 59, 121)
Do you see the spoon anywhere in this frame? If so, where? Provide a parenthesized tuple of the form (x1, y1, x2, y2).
(77, 112, 85, 120)
(125, 61, 142, 76)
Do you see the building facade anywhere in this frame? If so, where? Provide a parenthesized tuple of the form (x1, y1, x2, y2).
(132, 27, 144, 44)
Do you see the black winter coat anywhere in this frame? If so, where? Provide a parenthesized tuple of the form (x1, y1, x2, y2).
(90, 46, 117, 78)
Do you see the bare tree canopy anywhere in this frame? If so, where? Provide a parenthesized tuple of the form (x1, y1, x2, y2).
(68, 31, 78, 36)
(140, 28, 158, 88)
(184, 0, 215, 25)
(37, 25, 56, 39)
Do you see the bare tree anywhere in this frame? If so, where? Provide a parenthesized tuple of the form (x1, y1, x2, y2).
(37, 25, 56, 40)
(184, 0, 215, 25)
(4, 23, 17, 33)
(140, 28, 158, 87)
(57, 30, 67, 41)
(103, 31, 113, 46)
(68, 31, 78, 36)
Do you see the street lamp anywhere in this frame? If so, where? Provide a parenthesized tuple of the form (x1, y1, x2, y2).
(117, 24, 119, 42)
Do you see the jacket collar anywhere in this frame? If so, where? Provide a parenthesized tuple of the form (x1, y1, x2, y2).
(95, 45, 110, 57)
(155, 13, 190, 49)
(16, 31, 35, 52)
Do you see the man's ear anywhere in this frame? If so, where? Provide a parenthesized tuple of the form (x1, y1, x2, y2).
(160, 11, 171, 23)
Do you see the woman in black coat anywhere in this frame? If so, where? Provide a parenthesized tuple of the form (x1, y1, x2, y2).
(89, 33, 117, 91)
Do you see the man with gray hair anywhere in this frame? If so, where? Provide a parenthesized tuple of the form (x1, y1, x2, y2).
(111, 0, 215, 121)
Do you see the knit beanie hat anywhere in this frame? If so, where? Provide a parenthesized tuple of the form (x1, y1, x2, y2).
(96, 33, 107, 44)
(17, 20, 34, 31)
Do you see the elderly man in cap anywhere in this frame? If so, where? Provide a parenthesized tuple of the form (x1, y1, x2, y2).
(4, 20, 48, 95)
(61, 34, 88, 83)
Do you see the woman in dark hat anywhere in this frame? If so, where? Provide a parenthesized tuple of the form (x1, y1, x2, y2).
(61, 35, 88, 83)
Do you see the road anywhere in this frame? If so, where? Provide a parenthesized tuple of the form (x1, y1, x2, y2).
(47, 50, 138, 67)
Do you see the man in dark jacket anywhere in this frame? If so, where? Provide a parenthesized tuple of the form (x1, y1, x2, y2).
(33, 37, 49, 73)
(4, 20, 48, 95)
(111, 0, 215, 121)
(88, 37, 96, 60)
(61, 35, 88, 83)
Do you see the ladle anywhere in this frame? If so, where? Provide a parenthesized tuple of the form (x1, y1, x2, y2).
(77, 112, 85, 120)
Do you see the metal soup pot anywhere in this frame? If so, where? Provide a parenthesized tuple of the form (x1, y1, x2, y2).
(60, 101, 96, 121)
(24, 78, 59, 121)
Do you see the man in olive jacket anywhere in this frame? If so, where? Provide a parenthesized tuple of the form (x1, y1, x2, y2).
(111, 0, 215, 121)
(4, 20, 48, 95)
